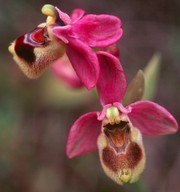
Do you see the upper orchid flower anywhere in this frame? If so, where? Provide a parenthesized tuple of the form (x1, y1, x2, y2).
(9, 4, 123, 90)
(66, 51, 178, 184)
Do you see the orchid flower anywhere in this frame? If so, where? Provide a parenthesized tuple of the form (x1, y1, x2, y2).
(9, 4, 123, 90)
(66, 51, 178, 185)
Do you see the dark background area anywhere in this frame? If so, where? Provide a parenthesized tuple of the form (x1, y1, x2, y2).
(0, 0, 180, 192)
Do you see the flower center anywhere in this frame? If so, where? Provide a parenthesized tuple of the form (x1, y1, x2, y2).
(105, 106, 120, 125)
(103, 106, 130, 153)
(41, 4, 65, 26)
(103, 121, 130, 152)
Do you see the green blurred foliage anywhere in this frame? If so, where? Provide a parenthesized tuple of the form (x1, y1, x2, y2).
(143, 53, 161, 100)
(123, 70, 145, 106)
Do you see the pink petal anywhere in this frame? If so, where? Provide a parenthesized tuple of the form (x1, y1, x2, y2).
(97, 104, 112, 121)
(66, 112, 101, 158)
(127, 100, 178, 136)
(51, 55, 83, 88)
(66, 38, 99, 90)
(55, 7, 72, 25)
(96, 51, 127, 106)
(72, 14, 123, 47)
(52, 25, 71, 44)
(70, 9, 85, 22)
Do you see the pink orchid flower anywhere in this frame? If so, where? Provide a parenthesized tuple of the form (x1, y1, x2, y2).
(66, 51, 178, 184)
(9, 4, 123, 90)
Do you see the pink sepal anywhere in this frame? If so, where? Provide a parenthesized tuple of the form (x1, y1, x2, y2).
(71, 9, 85, 22)
(55, 7, 72, 25)
(72, 14, 123, 47)
(51, 55, 83, 88)
(127, 100, 178, 136)
(66, 38, 99, 90)
(96, 51, 127, 105)
(66, 112, 101, 158)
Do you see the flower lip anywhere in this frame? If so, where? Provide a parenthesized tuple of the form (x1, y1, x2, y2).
(103, 121, 128, 131)
(14, 36, 36, 64)
(103, 120, 130, 153)
(13, 27, 49, 64)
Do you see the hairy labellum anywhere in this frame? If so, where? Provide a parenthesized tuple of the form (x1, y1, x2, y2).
(98, 111, 145, 185)
(9, 26, 65, 79)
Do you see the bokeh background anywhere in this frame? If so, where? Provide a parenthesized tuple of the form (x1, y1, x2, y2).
(0, 0, 180, 192)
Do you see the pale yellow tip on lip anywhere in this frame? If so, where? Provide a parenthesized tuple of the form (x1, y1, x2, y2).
(41, 4, 57, 18)
(119, 174, 130, 183)
(8, 43, 14, 55)
(119, 169, 131, 183)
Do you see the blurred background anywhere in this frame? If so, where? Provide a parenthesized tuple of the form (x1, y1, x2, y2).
(0, 0, 180, 191)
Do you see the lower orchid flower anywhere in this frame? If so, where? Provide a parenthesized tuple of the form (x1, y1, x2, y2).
(9, 4, 123, 90)
(66, 51, 178, 185)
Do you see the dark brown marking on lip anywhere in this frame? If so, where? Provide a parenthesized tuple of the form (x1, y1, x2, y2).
(102, 142, 143, 172)
(127, 142, 142, 169)
(102, 147, 120, 172)
(14, 27, 48, 65)
(15, 35, 35, 64)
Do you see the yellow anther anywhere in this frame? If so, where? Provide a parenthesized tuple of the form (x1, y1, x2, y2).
(41, 4, 57, 25)
(41, 4, 57, 17)
(106, 107, 120, 124)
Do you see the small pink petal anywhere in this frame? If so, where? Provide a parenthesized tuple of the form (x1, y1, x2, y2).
(51, 55, 83, 88)
(72, 14, 123, 47)
(66, 112, 101, 158)
(55, 7, 72, 25)
(71, 9, 85, 22)
(113, 102, 131, 114)
(97, 104, 112, 121)
(66, 38, 99, 90)
(127, 100, 178, 136)
(52, 25, 71, 43)
(96, 51, 127, 106)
